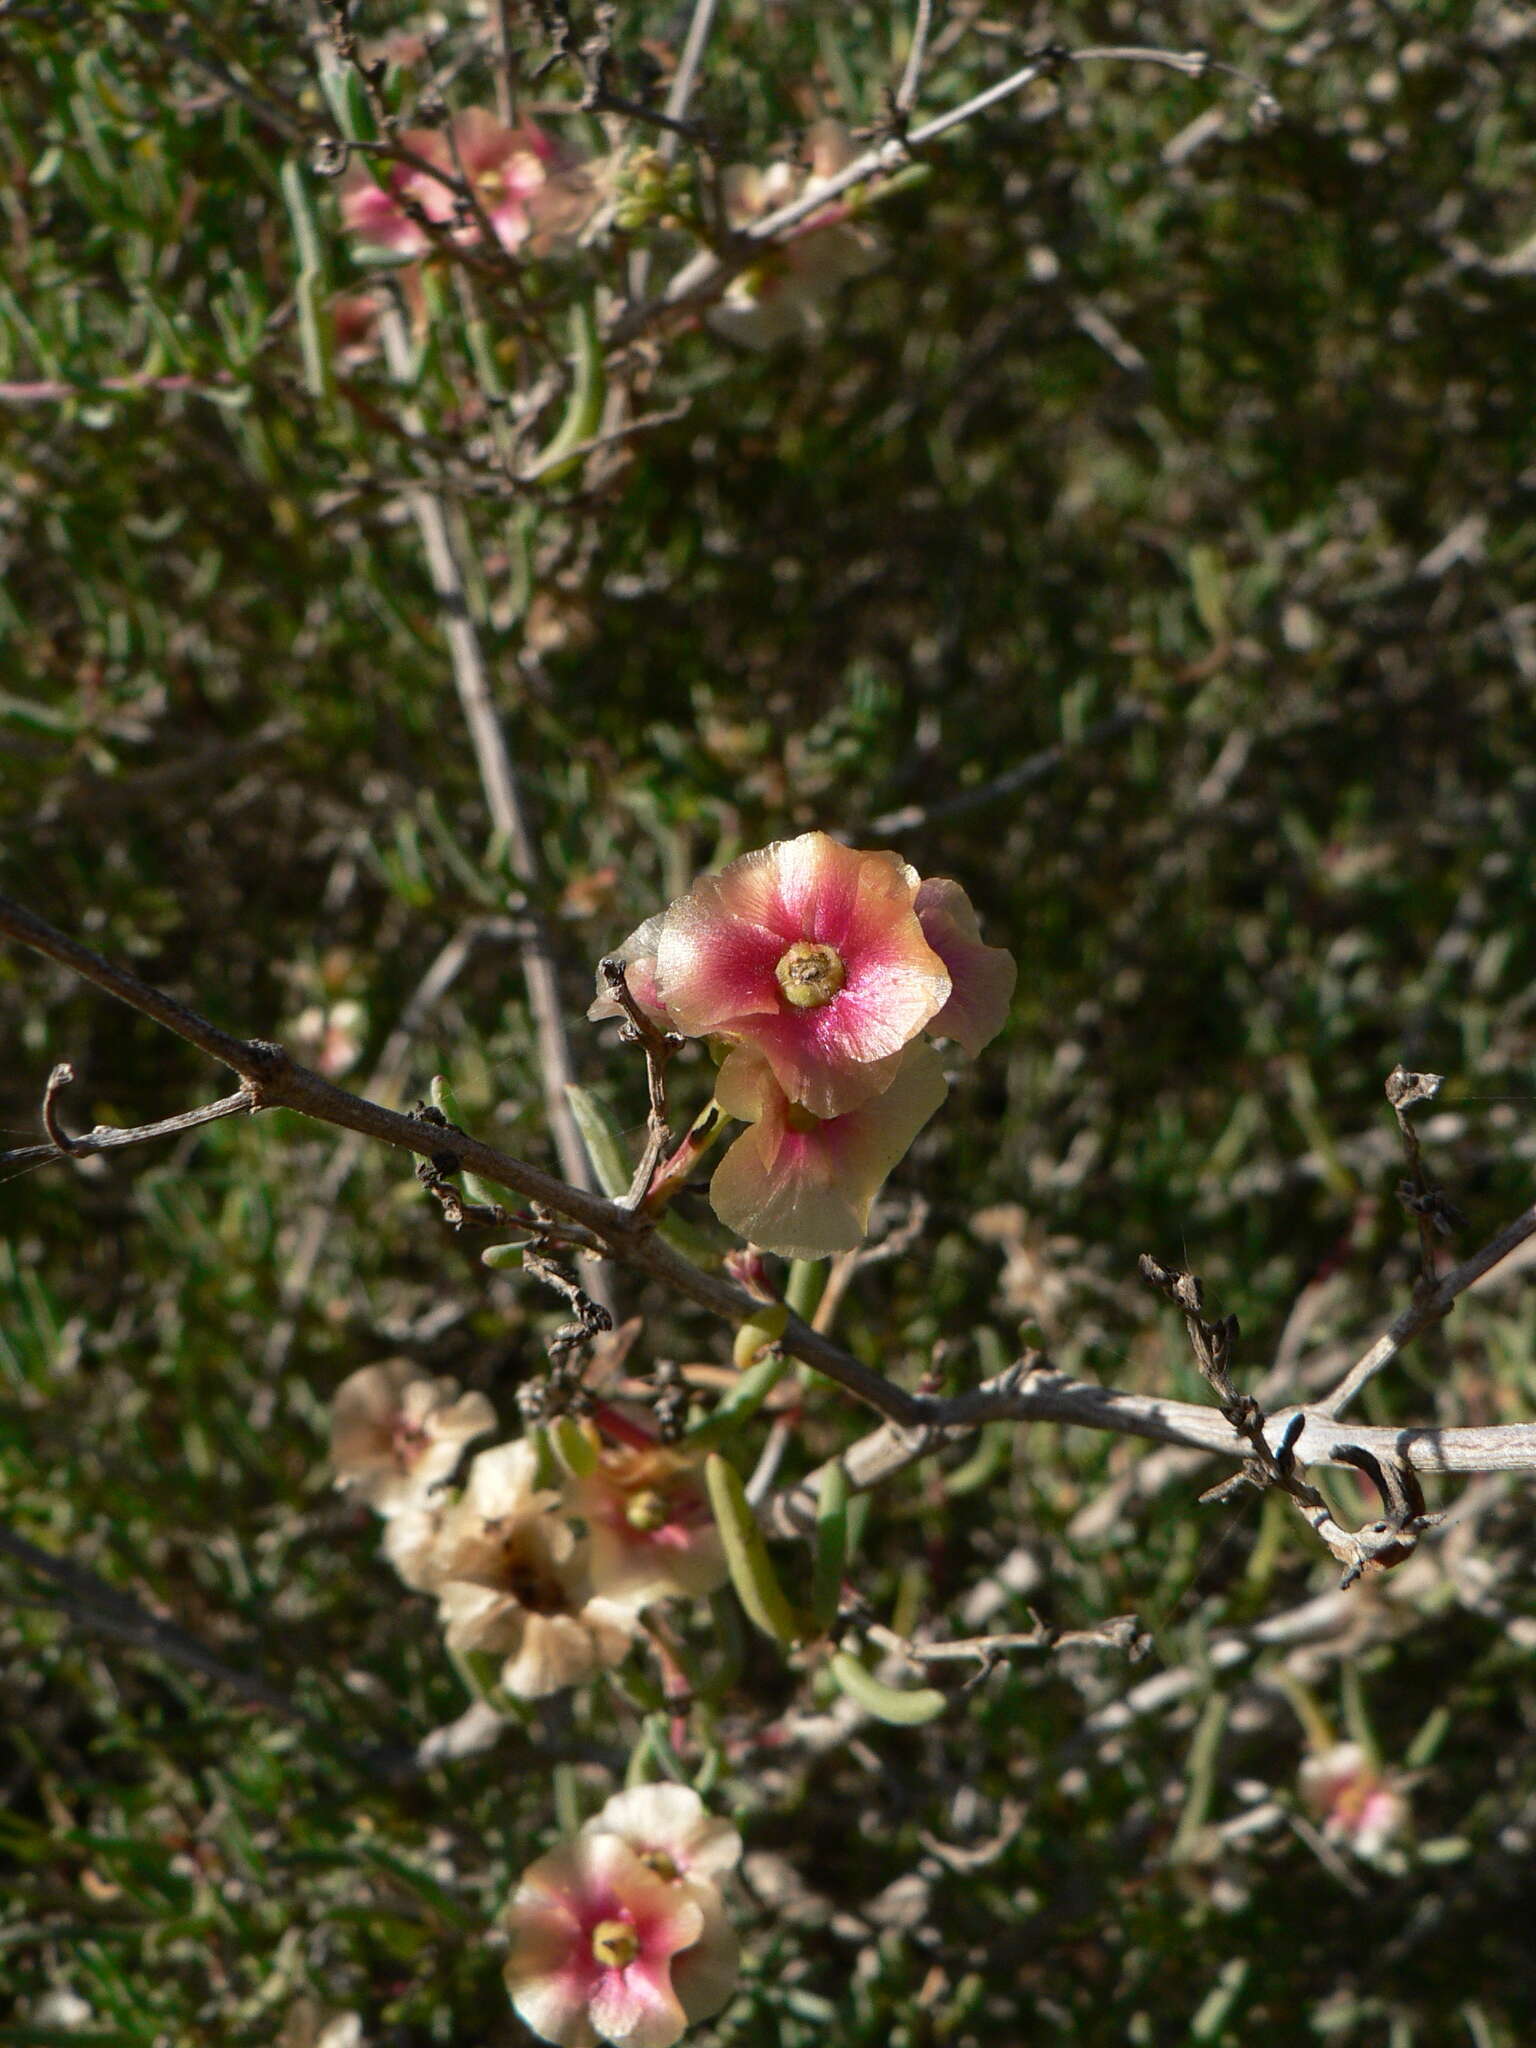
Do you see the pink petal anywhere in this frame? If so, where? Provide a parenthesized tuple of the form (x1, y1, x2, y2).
(506, 1904, 601, 2048)
(339, 169, 428, 253)
(915, 878, 1016, 1056)
(587, 1960, 691, 2048)
(709, 1044, 946, 1257)
(655, 858, 791, 1037)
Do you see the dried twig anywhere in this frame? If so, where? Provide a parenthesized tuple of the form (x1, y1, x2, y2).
(596, 957, 684, 1209)
(1384, 1063, 1463, 1288)
(619, 41, 1276, 344)
(1320, 1190, 1536, 1419)
(867, 705, 1150, 834)
(894, 0, 936, 117)
(376, 307, 607, 1292)
(1139, 1255, 1441, 1588)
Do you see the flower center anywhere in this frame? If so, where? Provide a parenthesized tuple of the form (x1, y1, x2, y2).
(640, 1848, 680, 1881)
(389, 1418, 430, 1473)
(625, 1488, 670, 1533)
(784, 1102, 823, 1135)
(591, 1918, 639, 1969)
(775, 940, 845, 1011)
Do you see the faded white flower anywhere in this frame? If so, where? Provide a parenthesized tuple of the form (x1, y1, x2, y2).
(429, 1441, 641, 1700)
(706, 121, 882, 350)
(329, 1359, 496, 1517)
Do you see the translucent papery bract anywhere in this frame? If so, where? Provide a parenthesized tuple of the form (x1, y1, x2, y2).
(914, 877, 1017, 1055)
(504, 1834, 707, 2048)
(709, 1041, 948, 1258)
(569, 1447, 728, 1606)
(587, 914, 672, 1028)
(656, 832, 950, 1118)
(577, 1787, 742, 2026)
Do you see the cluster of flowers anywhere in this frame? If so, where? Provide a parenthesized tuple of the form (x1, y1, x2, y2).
(503, 1783, 742, 2048)
(330, 1360, 726, 1702)
(591, 831, 1016, 1259)
(331, 1366, 740, 2044)
(705, 120, 883, 349)
(337, 101, 880, 349)
(340, 107, 601, 259)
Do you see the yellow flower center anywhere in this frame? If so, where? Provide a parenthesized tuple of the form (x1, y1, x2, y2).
(784, 1102, 823, 1134)
(640, 1848, 680, 1881)
(775, 940, 845, 1010)
(625, 1488, 670, 1533)
(591, 1918, 639, 1969)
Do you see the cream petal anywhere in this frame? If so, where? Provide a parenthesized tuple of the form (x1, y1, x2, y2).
(672, 1881, 741, 2024)
(710, 1043, 946, 1258)
(915, 878, 1016, 1056)
(584, 1786, 742, 1883)
(380, 1505, 445, 1592)
(505, 1906, 601, 2048)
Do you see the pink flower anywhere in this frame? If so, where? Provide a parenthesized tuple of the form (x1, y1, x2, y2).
(709, 1041, 947, 1257)
(581, 1784, 742, 1893)
(504, 1833, 730, 2048)
(1298, 1742, 1410, 1860)
(340, 111, 563, 256)
(580, 1786, 741, 2029)
(567, 1444, 728, 1607)
(655, 832, 951, 1118)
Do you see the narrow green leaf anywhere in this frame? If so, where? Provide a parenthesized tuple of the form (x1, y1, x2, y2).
(827, 1650, 947, 1726)
(704, 1453, 803, 1646)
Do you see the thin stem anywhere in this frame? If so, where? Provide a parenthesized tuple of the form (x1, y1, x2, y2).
(1320, 1197, 1536, 1418)
(895, 0, 936, 116)
(376, 308, 605, 1258)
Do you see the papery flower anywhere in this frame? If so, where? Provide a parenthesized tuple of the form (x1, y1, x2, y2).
(340, 110, 565, 256)
(709, 1040, 947, 1257)
(329, 1359, 495, 1516)
(504, 1832, 734, 2048)
(1298, 1742, 1410, 1860)
(428, 1441, 640, 1699)
(380, 1501, 445, 1592)
(581, 1785, 741, 2029)
(706, 120, 882, 350)
(567, 1444, 728, 1606)
(656, 831, 950, 1118)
